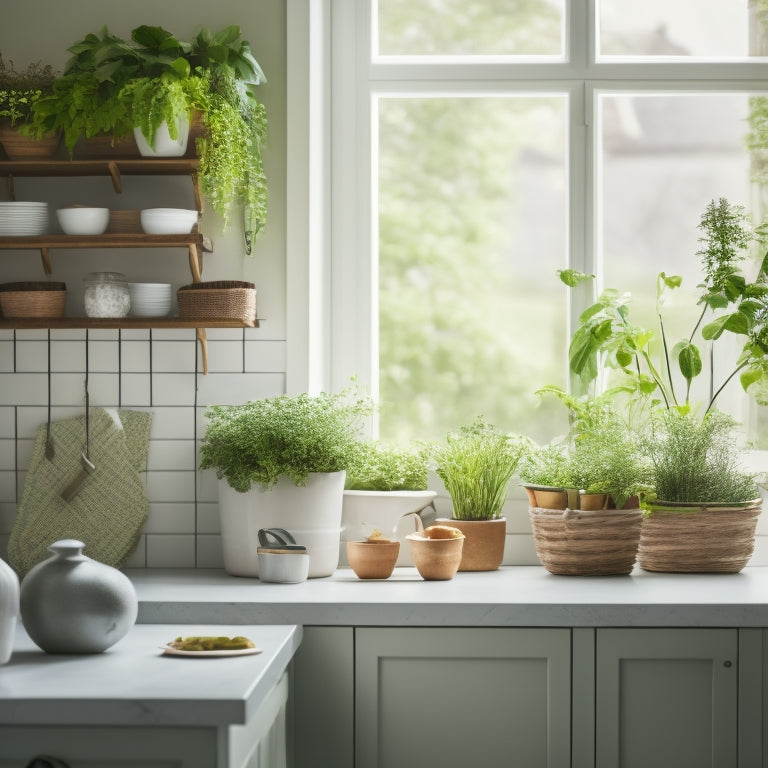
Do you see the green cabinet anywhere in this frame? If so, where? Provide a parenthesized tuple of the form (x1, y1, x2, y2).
(594, 628, 739, 768)
(355, 627, 571, 768)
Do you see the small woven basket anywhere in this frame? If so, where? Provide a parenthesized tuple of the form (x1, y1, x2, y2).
(0, 281, 66, 318)
(107, 210, 141, 234)
(529, 506, 643, 576)
(637, 502, 761, 573)
(177, 280, 257, 325)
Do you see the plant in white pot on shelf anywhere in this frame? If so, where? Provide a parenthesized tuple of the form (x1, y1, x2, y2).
(432, 418, 530, 572)
(342, 441, 435, 567)
(199, 390, 372, 578)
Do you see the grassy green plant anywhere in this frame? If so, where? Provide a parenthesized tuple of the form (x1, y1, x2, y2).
(566, 198, 768, 414)
(645, 410, 758, 504)
(0, 54, 57, 128)
(433, 418, 529, 520)
(199, 391, 373, 492)
(344, 441, 429, 491)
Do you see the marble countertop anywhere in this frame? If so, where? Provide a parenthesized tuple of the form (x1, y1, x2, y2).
(129, 566, 768, 628)
(0, 623, 301, 727)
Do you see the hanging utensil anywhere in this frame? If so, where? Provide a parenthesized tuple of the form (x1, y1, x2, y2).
(44, 329, 54, 461)
(60, 331, 95, 502)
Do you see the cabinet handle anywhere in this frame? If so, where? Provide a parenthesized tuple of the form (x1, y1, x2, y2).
(723, 660, 733, 668)
(25, 757, 72, 768)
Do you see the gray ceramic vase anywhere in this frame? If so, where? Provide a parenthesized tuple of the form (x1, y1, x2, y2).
(20, 539, 137, 654)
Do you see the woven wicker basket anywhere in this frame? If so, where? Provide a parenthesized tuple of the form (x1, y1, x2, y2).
(177, 280, 257, 325)
(529, 506, 643, 576)
(107, 210, 141, 234)
(0, 281, 66, 318)
(637, 502, 761, 573)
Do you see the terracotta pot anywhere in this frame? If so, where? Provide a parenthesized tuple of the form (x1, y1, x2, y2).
(406, 533, 464, 580)
(638, 501, 761, 573)
(346, 540, 400, 579)
(436, 517, 506, 571)
(523, 484, 569, 510)
(0, 125, 60, 159)
(578, 493, 610, 511)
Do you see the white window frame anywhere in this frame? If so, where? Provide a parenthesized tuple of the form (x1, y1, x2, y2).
(287, 0, 768, 425)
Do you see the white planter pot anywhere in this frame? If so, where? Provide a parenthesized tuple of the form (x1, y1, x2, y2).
(341, 490, 437, 567)
(134, 116, 190, 157)
(218, 471, 346, 578)
(0, 556, 19, 664)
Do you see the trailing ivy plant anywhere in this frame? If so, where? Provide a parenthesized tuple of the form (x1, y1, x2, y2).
(344, 441, 430, 491)
(433, 418, 530, 520)
(199, 390, 373, 492)
(566, 198, 768, 415)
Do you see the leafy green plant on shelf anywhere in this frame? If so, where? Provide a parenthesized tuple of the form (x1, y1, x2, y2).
(0, 53, 57, 129)
(27, 24, 269, 249)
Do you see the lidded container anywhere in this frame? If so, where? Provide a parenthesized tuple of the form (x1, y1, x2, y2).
(83, 271, 130, 318)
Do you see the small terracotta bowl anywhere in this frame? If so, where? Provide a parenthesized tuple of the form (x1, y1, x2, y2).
(406, 533, 465, 580)
(347, 540, 401, 579)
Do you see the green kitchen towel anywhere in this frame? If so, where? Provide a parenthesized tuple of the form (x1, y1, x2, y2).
(8, 408, 152, 578)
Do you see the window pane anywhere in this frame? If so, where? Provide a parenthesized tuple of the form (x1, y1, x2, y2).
(599, 0, 768, 58)
(377, 95, 567, 443)
(599, 91, 768, 445)
(376, 0, 564, 57)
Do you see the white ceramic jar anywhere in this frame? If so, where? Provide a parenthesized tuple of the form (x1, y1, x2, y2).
(83, 272, 130, 318)
(20, 539, 137, 654)
(0, 556, 19, 664)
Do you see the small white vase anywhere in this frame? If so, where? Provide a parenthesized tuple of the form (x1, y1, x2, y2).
(0, 555, 19, 664)
(218, 472, 346, 578)
(134, 116, 190, 157)
(20, 539, 138, 654)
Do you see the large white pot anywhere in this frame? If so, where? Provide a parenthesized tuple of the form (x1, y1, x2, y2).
(218, 471, 346, 578)
(0, 555, 19, 664)
(341, 490, 437, 567)
(134, 116, 190, 157)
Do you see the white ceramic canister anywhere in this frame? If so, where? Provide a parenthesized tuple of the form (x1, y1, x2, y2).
(0, 556, 20, 664)
(20, 539, 138, 654)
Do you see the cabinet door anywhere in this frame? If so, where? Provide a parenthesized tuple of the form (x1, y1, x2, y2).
(595, 628, 738, 768)
(291, 626, 354, 768)
(355, 627, 571, 768)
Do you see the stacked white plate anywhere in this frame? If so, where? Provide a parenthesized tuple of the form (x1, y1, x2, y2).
(129, 282, 172, 317)
(0, 201, 49, 236)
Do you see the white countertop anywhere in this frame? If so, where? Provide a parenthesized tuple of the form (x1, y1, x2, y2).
(0, 623, 301, 727)
(129, 565, 768, 628)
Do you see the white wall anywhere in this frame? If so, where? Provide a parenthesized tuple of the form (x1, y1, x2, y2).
(0, 0, 288, 567)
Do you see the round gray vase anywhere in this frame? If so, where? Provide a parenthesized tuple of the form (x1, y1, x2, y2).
(20, 539, 137, 654)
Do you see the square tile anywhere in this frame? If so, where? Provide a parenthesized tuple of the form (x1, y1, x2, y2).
(144, 502, 196, 534)
(196, 534, 224, 568)
(146, 534, 196, 567)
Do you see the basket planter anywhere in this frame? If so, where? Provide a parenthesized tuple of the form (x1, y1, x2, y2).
(435, 517, 507, 571)
(74, 133, 141, 158)
(637, 501, 762, 573)
(177, 281, 257, 325)
(529, 506, 643, 576)
(0, 125, 60, 159)
(0, 282, 66, 318)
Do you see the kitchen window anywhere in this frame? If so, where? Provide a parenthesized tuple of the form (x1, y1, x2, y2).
(289, 0, 768, 449)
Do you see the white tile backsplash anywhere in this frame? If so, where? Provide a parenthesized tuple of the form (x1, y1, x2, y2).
(0, 333, 291, 569)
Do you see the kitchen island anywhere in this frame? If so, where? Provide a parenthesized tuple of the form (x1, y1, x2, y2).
(127, 565, 768, 768)
(0, 623, 301, 768)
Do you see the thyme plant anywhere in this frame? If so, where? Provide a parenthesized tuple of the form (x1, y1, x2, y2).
(344, 441, 429, 491)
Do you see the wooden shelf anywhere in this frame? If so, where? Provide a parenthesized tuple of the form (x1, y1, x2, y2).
(0, 233, 211, 249)
(0, 317, 258, 330)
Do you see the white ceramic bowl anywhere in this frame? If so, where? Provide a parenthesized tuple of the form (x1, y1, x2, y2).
(257, 552, 310, 584)
(56, 207, 109, 235)
(140, 208, 198, 235)
(128, 283, 172, 317)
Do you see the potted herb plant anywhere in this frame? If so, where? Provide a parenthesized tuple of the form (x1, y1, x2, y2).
(0, 53, 59, 158)
(519, 393, 650, 576)
(432, 418, 529, 571)
(638, 410, 761, 573)
(563, 198, 768, 572)
(342, 441, 435, 567)
(199, 390, 372, 578)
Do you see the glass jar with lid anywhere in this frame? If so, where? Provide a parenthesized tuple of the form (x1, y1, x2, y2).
(83, 272, 130, 318)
